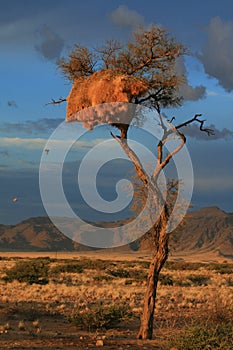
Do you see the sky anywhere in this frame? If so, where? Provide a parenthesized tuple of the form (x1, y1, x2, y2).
(0, 0, 233, 225)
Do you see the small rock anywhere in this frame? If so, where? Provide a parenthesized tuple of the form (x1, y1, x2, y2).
(36, 327, 41, 334)
(96, 339, 104, 346)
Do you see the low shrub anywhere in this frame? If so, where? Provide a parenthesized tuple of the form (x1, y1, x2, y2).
(138, 261, 150, 269)
(208, 263, 233, 274)
(50, 263, 83, 275)
(159, 273, 174, 286)
(168, 322, 233, 350)
(93, 275, 114, 282)
(165, 261, 205, 271)
(107, 268, 130, 278)
(76, 258, 116, 270)
(107, 268, 147, 280)
(3, 259, 49, 285)
(226, 277, 233, 286)
(187, 274, 210, 286)
(128, 269, 147, 281)
(70, 302, 132, 330)
(174, 278, 192, 287)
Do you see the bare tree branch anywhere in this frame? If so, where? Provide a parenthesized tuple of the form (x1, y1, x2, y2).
(111, 132, 151, 190)
(175, 114, 215, 136)
(46, 97, 67, 106)
(153, 130, 186, 180)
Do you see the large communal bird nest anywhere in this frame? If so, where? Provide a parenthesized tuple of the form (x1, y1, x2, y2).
(66, 69, 148, 132)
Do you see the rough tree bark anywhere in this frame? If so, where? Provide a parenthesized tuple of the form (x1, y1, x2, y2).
(113, 113, 214, 340)
(137, 205, 169, 339)
(113, 121, 173, 340)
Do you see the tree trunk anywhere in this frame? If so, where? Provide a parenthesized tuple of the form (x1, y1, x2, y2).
(137, 208, 169, 340)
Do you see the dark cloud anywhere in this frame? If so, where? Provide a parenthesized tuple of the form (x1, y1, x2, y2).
(34, 24, 65, 61)
(175, 57, 206, 101)
(7, 100, 18, 108)
(0, 1, 66, 49)
(179, 85, 206, 102)
(0, 1, 63, 25)
(109, 5, 144, 28)
(180, 123, 233, 140)
(198, 17, 233, 92)
(0, 150, 9, 157)
(18, 159, 39, 166)
(0, 118, 63, 136)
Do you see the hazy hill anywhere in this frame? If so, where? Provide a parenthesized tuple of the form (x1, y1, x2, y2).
(169, 206, 233, 258)
(0, 207, 232, 257)
(0, 217, 92, 252)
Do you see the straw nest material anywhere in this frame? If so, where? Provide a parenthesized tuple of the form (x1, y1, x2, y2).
(66, 69, 148, 130)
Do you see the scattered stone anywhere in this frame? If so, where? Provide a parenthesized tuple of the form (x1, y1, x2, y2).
(96, 339, 104, 346)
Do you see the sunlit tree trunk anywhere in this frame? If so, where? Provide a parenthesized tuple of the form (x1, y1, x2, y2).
(111, 117, 212, 340)
(137, 205, 169, 340)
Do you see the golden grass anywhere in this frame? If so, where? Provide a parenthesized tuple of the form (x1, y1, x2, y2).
(0, 253, 232, 349)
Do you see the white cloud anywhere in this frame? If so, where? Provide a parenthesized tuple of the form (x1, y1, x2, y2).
(198, 17, 233, 92)
(206, 90, 218, 97)
(0, 137, 46, 149)
(109, 5, 144, 28)
(0, 136, 106, 151)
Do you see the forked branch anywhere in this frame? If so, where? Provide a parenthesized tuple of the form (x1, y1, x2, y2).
(153, 130, 186, 180)
(175, 114, 215, 136)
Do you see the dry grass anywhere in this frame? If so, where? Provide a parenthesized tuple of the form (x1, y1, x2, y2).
(0, 253, 232, 349)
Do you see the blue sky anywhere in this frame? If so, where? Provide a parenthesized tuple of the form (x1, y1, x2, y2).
(0, 0, 233, 225)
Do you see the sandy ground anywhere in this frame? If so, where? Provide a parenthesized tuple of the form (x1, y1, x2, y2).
(0, 250, 230, 263)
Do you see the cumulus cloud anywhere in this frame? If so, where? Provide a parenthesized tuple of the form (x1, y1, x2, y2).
(109, 5, 144, 28)
(175, 57, 206, 101)
(0, 118, 63, 135)
(180, 123, 233, 140)
(34, 24, 64, 61)
(198, 17, 233, 92)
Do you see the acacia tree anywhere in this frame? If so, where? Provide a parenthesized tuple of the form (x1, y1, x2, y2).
(55, 26, 213, 340)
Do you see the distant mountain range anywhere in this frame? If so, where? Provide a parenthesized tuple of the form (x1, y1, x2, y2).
(0, 206, 232, 258)
(168, 206, 233, 258)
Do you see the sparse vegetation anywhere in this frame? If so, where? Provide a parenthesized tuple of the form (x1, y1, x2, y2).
(168, 322, 233, 350)
(0, 255, 232, 348)
(186, 274, 210, 286)
(93, 275, 114, 282)
(107, 268, 130, 278)
(2, 259, 49, 285)
(159, 273, 174, 286)
(50, 262, 83, 275)
(164, 260, 206, 270)
(70, 302, 133, 331)
(208, 262, 233, 274)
